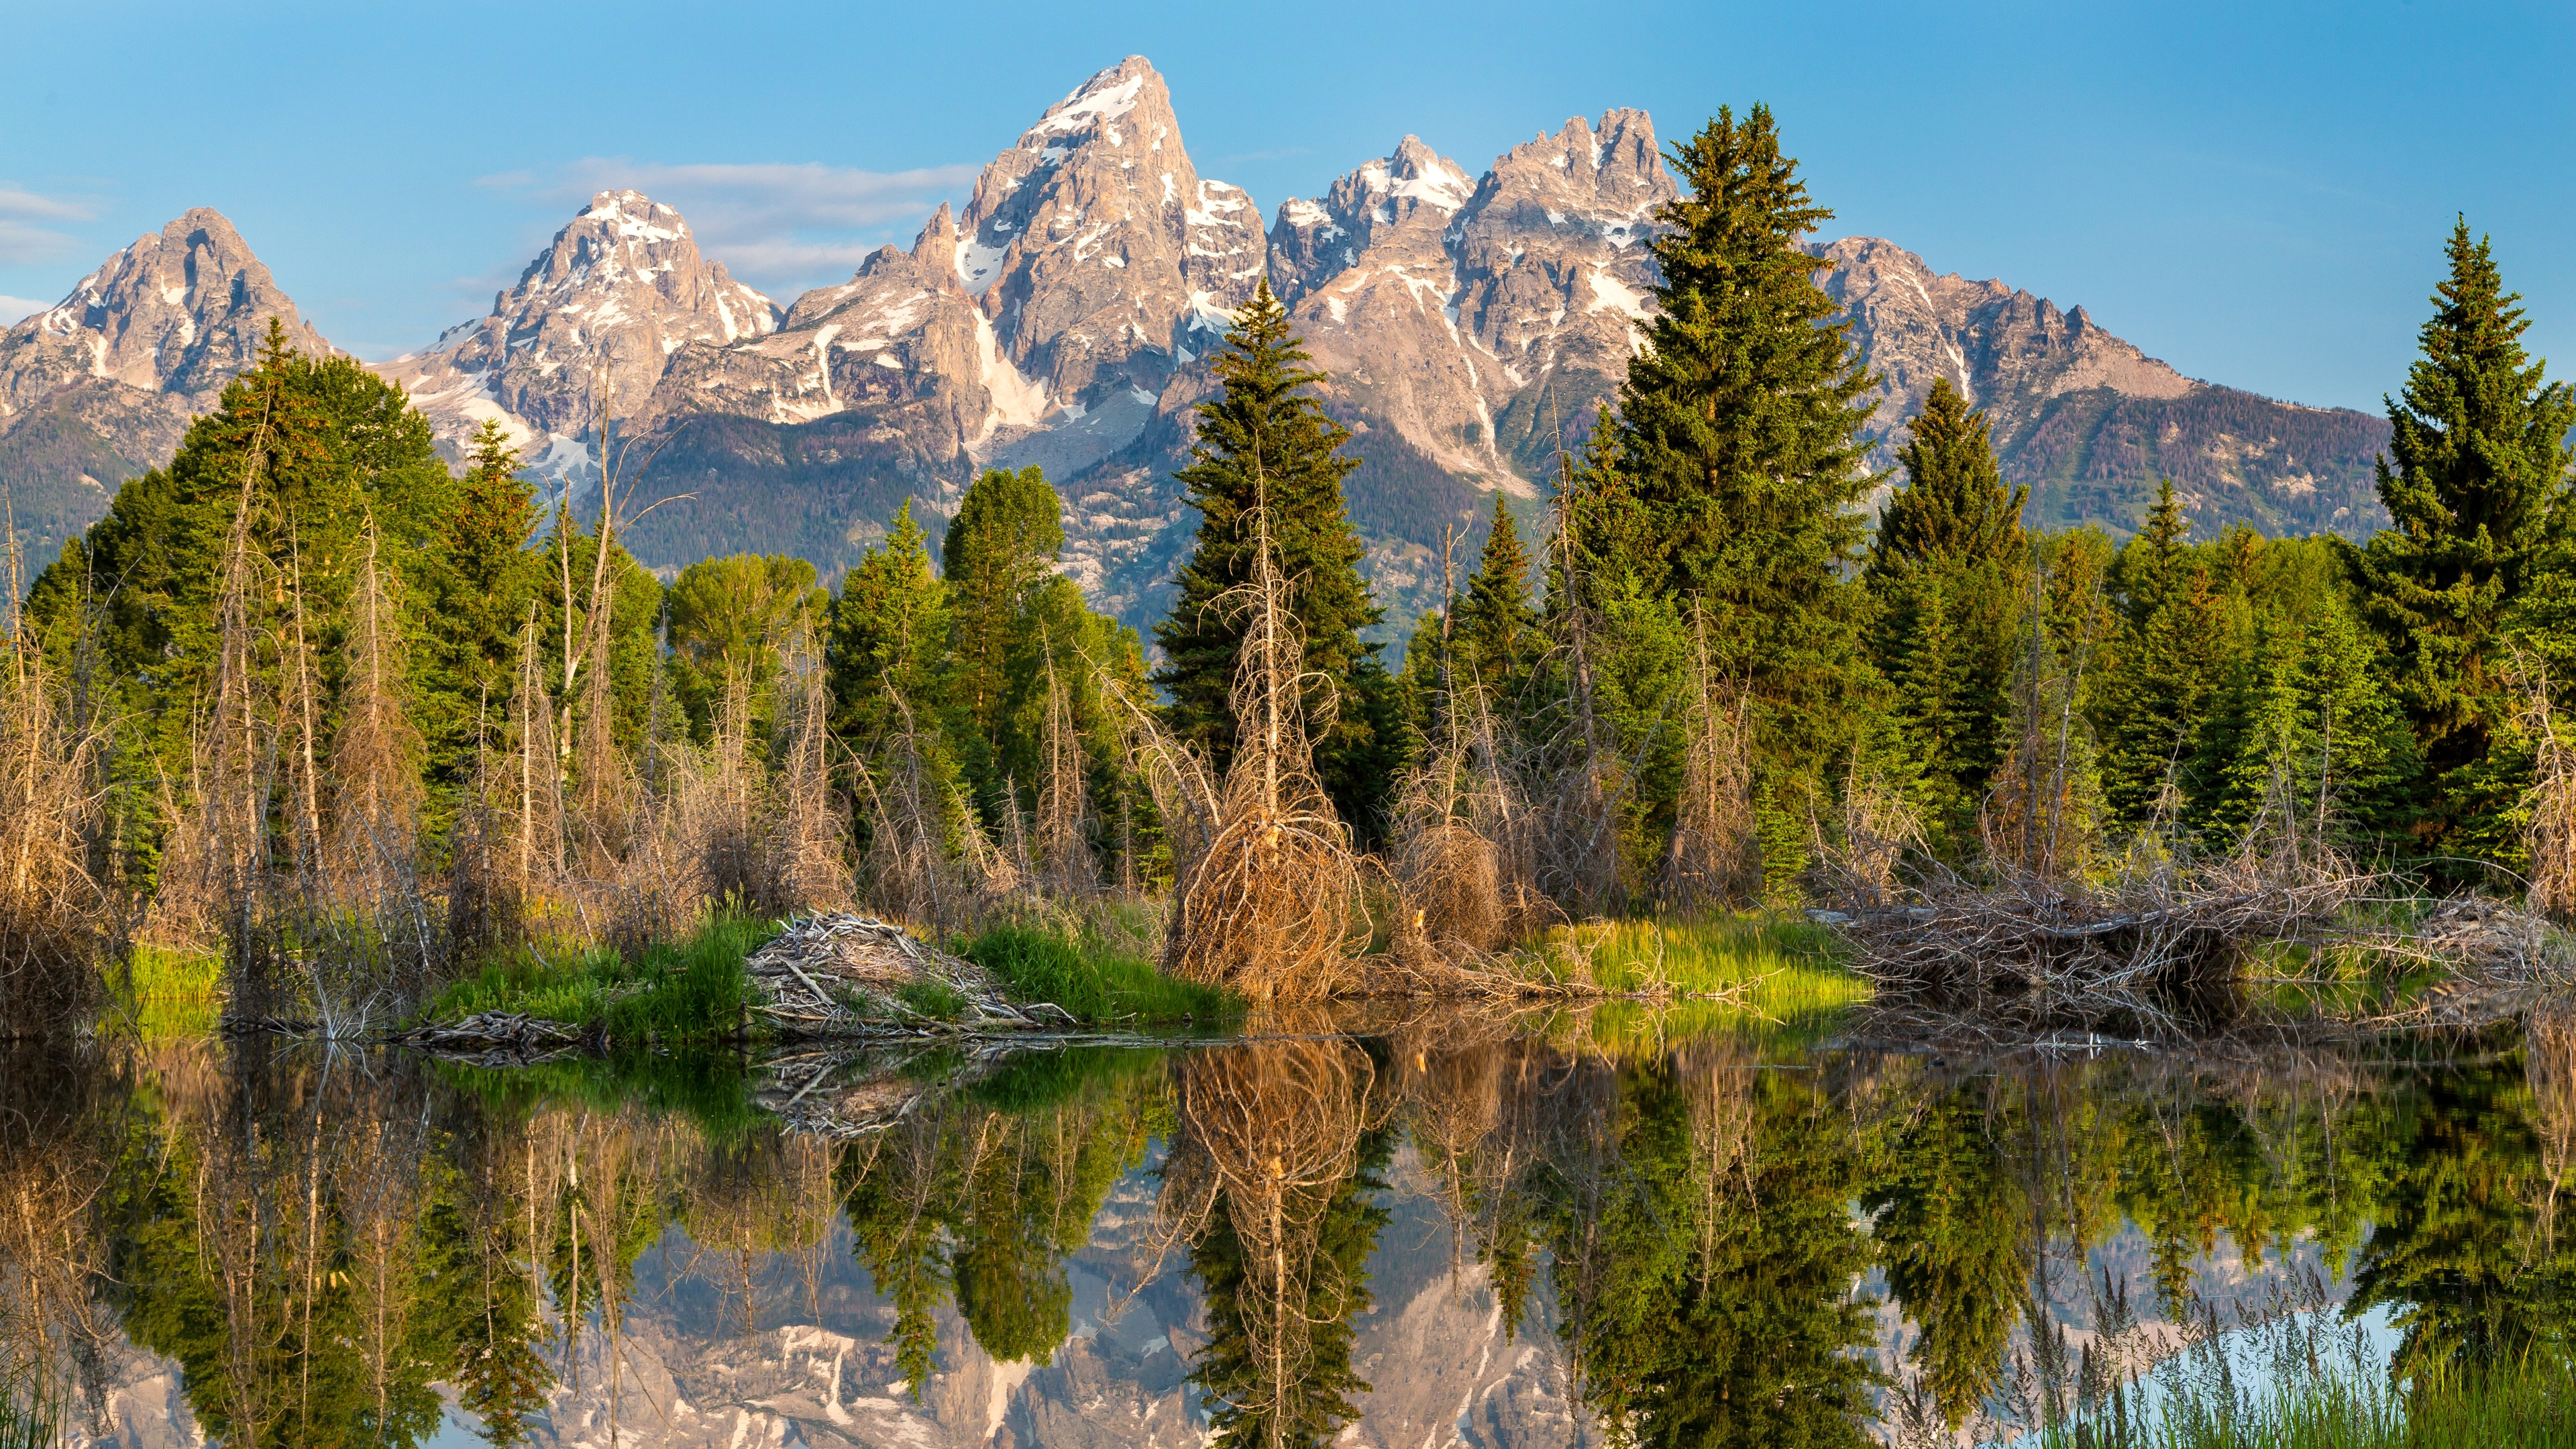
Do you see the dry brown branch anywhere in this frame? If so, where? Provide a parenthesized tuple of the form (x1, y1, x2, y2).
(1664, 607, 1760, 909)
(326, 519, 426, 894)
(1831, 838, 2384, 1038)
(0, 496, 113, 1029)
(1034, 640, 1096, 897)
(2514, 653, 2576, 923)
(855, 684, 970, 931)
(762, 631, 851, 913)
(1160, 498, 1362, 1004)
(739, 912, 1074, 1034)
(1163, 1038, 1378, 1433)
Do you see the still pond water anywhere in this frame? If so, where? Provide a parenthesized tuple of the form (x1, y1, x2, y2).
(5, 1010, 2568, 1447)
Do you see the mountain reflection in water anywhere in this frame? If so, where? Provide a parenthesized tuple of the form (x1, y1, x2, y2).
(3, 1017, 2571, 1448)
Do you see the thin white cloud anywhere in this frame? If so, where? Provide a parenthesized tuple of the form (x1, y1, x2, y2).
(0, 294, 50, 325)
(483, 158, 980, 299)
(0, 184, 100, 266)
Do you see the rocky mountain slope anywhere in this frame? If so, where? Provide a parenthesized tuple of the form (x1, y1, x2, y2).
(1821, 237, 2389, 539)
(1, 56, 2394, 636)
(378, 189, 782, 487)
(0, 208, 329, 574)
(603, 57, 2387, 637)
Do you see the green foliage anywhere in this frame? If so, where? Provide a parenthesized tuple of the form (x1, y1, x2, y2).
(427, 914, 770, 1041)
(827, 499, 950, 741)
(1864, 1084, 2025, 1430)
(2356, 219, 2576, 853)
(840, 1050, 1157, 1393)
(1607, 104, 1878, 796)
(1543, 1066, 1882, 1448)
(1152, 278, 1395, 828)
(897, 975, 968, 1021)
(26, 327, 459, 800)
(421, 419, 541, 784)
(664, 552, 828, 737)
(1868, 376, 2033, 852)
(943, 465, 1065, 747)
(1452, 492, 1542, 702)
(960, 922, 1238, 1023)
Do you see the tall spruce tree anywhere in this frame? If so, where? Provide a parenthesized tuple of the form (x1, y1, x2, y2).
(1154, 278, 1392, 826)
(2355, 219, 2576, 847)
(2093, 484, 2228, 830)
(828, 500, 951, 745)
(1452, 494, 1542, 701)
(426, 421, 540, 770)
(1611, 104, 1878, 790)
(1866, 376, 2031, 850)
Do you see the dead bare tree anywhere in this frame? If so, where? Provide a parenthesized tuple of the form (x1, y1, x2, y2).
(2514, 652, 2576, 922)
(1663, 604, 1760, 909)
(761, 628, 851, 912)
(1158, 491, 1362, 1004)
(1033, 637, 1096, 897)
(0, 489, 113, 1030)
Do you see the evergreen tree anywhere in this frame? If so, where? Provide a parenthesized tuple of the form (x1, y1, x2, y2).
(1611, 104, 1878, 794)
(2355, 219, 2576, 848)
(1452, 495, 1541, 700)
(26, 325, 456, 790)
(1153, 279, 1391, 826)
(425, 420, 539, 777)
(2093, 486, 2228, 830)
(1874, 376, 2028, 568)
(943, 465, 1065, 754)
(2186, 605, 2419, 849)
(1866, 376, 2031, 851)
(828, 500, 951, 744)
(1865, 1085, 2027, 1431)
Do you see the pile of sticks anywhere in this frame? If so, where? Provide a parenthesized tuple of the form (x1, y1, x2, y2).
(744, 913, 1077, 1034)
(388, 1010, 582, 1059)
(1833, 865, 2371, 1014)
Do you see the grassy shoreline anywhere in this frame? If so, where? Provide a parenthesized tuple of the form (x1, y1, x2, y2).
(99, 904, 1872, 1046)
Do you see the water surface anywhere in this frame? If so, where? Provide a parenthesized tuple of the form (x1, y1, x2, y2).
(5, 1012, 2569, 1448)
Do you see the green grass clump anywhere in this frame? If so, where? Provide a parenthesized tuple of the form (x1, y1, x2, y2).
(2045, 1357, 2576, 1448)
(966, 1044, 1169, 1112)
(101, 946, 225, 1040)
(1558, 914, 1868, 1006)
(435, 1048, 766, 1142)
(961, 924, 1238, 1024)
(898, 975, 968, 1022)
(0, 1377, 60, 1449)
(427, 914, 771, 1042)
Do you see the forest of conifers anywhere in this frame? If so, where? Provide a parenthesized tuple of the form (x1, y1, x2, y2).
(3, 103, 2572, 1026)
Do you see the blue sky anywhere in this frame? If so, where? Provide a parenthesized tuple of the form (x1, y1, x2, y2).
(1, 0, 2568, 412)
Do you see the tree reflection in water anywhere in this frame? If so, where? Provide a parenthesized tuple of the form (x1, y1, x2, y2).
(1, 1024, 2573, 1446)
(1162, 1036, 1390, 1449)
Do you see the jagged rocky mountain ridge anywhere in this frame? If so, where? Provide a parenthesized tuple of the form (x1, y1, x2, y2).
(1820, 237, 2391, 540)
(0, 208, 329, 574)
(380, 189, 782, 486)
(0, 56, 2392, 631)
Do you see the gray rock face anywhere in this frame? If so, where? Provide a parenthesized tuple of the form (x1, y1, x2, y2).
(0, 207, 329, 415)
(1821, 234, 2197, 449)
(1821, 235, 2390, 537)
(955, 56, 1265, 409)
(1282, 113, 1678, 495)
(346, 54, 2387, 623)
(377, 189, 780, 479)
(0, 207, 329, 572)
